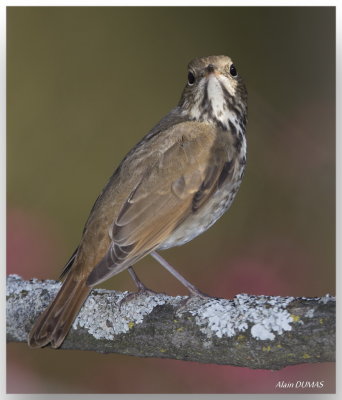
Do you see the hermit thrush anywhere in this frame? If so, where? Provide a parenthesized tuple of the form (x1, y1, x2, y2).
(28, 55, 248, 348)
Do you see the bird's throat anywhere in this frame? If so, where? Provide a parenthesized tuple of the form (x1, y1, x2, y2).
(185, 76, 241, 132)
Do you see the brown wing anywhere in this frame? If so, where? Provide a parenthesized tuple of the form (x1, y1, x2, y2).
(87, 125, 231, 286)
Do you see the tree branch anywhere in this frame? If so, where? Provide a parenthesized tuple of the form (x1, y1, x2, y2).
(6, 275, 335, 369)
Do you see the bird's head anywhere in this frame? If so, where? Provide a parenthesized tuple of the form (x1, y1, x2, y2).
(179, 55, 247, 131)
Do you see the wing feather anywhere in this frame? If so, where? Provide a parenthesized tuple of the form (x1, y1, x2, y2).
(87, 124, 233, 286)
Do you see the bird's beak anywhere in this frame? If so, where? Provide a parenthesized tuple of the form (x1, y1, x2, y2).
(205, 64, 219, 78)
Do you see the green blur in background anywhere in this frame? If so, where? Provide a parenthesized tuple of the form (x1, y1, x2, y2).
(7, 6, 335, 394)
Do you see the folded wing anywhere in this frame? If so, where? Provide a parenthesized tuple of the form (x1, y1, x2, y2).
(87, 125, 231, 286)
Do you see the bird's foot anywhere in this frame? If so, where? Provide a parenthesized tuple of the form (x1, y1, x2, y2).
(178, 288, 217, 308)
(188, 287, 214, 299)
(118, 287, 162, 310)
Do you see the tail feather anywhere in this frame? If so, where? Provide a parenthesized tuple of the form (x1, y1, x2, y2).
(28, 272, 91, 349)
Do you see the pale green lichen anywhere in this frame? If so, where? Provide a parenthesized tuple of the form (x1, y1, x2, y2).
(183, 294, 295, 341)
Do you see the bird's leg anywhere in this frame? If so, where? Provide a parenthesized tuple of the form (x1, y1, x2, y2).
(119, 266, 158, 308)
(127, 266, 151, 292)
(150, 251, 213, 299)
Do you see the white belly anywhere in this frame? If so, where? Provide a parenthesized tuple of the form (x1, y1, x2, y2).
(158, 157, 245, 250)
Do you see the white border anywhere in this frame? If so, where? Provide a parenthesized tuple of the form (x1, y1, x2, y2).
(0, 0, 340, 6)
(1, 2, 339, 400)
(1, 2, 6, 400)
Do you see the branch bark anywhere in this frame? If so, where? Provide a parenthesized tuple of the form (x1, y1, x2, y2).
(6, 275, 335, 369)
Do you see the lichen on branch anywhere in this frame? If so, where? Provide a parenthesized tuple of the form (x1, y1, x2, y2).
(6, 275, 335, 369)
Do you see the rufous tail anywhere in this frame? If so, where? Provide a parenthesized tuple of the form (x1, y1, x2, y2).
(28, 272, 91, 349)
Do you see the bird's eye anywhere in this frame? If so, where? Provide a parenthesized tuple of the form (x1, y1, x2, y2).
(230, 64, 237, 77)
(188, 71, 195, 85)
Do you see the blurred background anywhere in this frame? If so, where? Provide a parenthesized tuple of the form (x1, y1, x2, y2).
(7, 6, 335, 394)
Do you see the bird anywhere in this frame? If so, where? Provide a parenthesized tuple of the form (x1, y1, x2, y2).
(28, 55, 248, 349)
